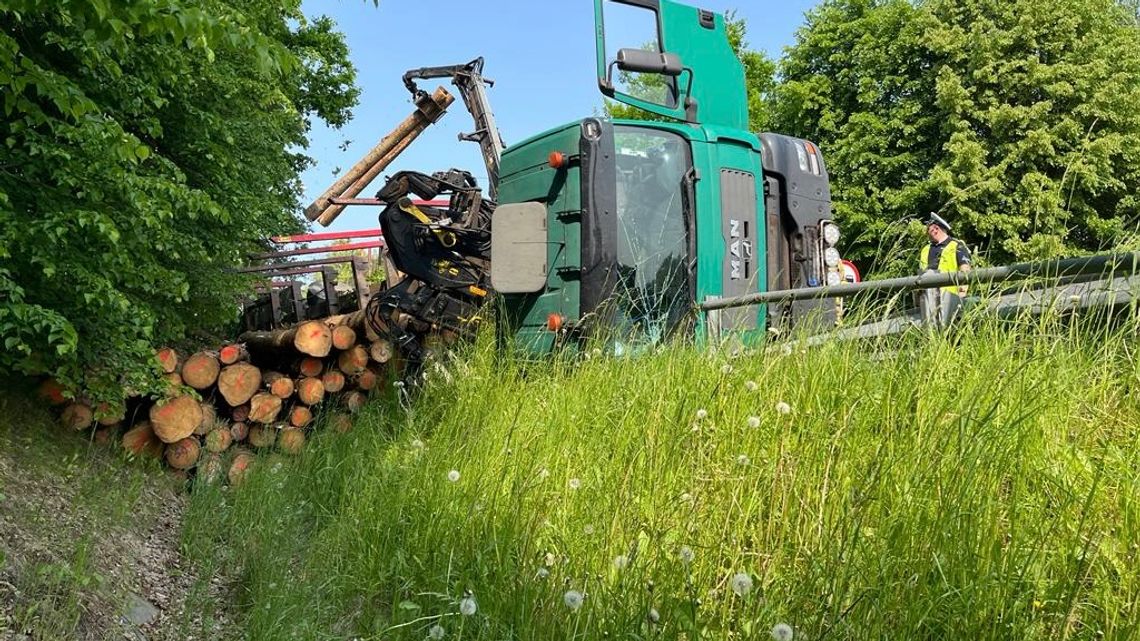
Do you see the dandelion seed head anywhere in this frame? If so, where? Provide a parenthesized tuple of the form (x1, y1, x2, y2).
(730, 572, 753, 597)
(447, 469, 460, 482)
(720, 364, 733, 375)
(583, 524, 595, 535)
(536, 567, 550, 579)
(679, 545, 694, 564)
(648, 608, 660, 624)
(563, 590, 584, 611)
(428, 623, 445, 639)
(736, 454, 750, 466)
(538, 467, 550, 480)
(411, 438, 425, 449)
(613, 554, 628, 570)
(568, 478, 581, 490)
(459, 597, 477, 616)
(680, 492, 693, 503)
(544, 552, 557, 567)
(775, 401, 792, 415)
(747, 416, 761, 429)
(771, 623, 794, 641)
(695, 408, 709, 420)
(745, 380, 758, 392)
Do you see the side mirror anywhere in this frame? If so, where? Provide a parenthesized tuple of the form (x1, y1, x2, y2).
(616, 48, 683, 76)
(491, 202, 548, 294)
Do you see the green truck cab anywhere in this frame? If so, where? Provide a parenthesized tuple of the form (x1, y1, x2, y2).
(492, 0, 840, 353)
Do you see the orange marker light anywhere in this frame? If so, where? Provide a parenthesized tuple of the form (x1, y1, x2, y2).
(548, 151, 566, 169)
(546, 313, 564, 332)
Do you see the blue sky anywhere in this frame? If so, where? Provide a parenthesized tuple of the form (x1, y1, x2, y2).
(298, 0, 820, 232)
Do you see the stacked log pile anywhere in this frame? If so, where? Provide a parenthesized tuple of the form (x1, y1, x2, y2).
(40, 317, 398, 486)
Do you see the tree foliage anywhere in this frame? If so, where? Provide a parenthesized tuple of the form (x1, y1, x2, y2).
(0, 0, 358, 399)
(773, 0, 1140, 271)
(606, 13, 775, 132)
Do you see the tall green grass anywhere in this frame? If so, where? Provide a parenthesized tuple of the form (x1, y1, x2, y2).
(184, 308, 1140, 640)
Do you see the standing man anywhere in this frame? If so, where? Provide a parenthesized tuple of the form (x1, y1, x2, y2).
(919, 213, 971, 325)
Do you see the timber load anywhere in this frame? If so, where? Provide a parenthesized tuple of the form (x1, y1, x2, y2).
(40, 314, 400, 486)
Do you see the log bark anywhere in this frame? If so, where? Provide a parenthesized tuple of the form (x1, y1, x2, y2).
(263, 372, 295, 399)
(278, 427, 306, 455)
(217, 363, 261, 407)
(338, 345, 369, 376)
(218, 344, 249, 365)
(321, 370, 346, 393)
(228, 450, 255, 485)
(248, 424, 277, 449)
(61, 402, 94, 431)
(288, 406, 312, 428)
(249, 393, 283, 424)
(155, 347, 180, 374)
(298, 357, 324, 378)
(331, 325, 357, 351)
(165, 437, 201, 470)
(296, 377, 325, 406)
(240, 320, 333, 358)
(182, 351, 221, 390)
(122, 421, 163, 458)
(150, 395, 204, 443)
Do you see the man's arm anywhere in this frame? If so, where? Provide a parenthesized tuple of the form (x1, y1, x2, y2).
(957, 243, 972, 294)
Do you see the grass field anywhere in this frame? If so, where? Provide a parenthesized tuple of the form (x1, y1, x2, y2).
(184, 308, 1140, 640)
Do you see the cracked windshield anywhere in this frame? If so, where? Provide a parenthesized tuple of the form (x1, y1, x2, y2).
(611, 127, 691, 354)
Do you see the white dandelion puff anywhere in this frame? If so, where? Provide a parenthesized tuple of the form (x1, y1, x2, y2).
(536, 567, 550, 579)
(720, 364, 733, 375)
(447, 469, 460, 482)
(775, 401, 792, 415)
(459, 597, 477, 616)
(568, 478, 581, 490)
(736, 454, 750, 466)
(771, 623, 794, 641)
(695, 408, 709, 420)
(538, 467, 550, 480)
(680, 492, 693, 503)
(613, 554, 629, 570)
(648, 607, 660, 623)
(583, 524, 595, 535)
(745, 380, 758, 392)
(428, 623, 445, 639)
(563, 590, 584, 611)
(730, 572, 753, 596)
(679, 545, 694, 564)
(544, 552, 557, 567)
(411, 438, 425, 449)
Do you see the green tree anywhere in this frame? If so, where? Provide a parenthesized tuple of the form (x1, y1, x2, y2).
(606, 13, 775, 133)
(0, 0, 358, 400)
(773, 0, 1140, 272)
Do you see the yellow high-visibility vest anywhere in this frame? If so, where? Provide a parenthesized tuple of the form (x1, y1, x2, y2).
(920, 239, 965, 295)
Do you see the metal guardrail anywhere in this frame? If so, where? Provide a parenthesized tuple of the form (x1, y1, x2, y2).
(698, 252, 1140, 312)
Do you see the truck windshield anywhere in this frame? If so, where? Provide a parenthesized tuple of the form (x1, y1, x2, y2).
(609, 126, 692, 353)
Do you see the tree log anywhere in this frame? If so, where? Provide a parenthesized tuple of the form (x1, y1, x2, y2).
(354, 368, 378, 392)
(218, 344, 249, 365)
(240, 320, 332, 358)
(263, 372, 295, 399)
(205, 426, 233, 453)
(278, 427, 306, 455)
(150, 395, 204, 443)
(61, 402, 94, 431)
(249, 393, 283, 424)
(288, 406, 312, 428)
(155, 347, 180, 374)
(296, 377, 325, 406)
(321, 370, 346, 393)
(163, 372, 183, 393)
(228, 450, 255, 485)
(298, 357, 324, 378)
(194, 402, 217, 436)
(369, 339, 394, 364)
(328, 413, 353, 434)
(37, 378, 69, 405)
(248, 424, 277, 449)
(198, 453, 225, 485)
(343, 390, 368, 414)
(331, 325, 357, 350)
(231, 402, 251, 423)
(230, 421, 249, 442)
(122, 421, 163, 458)
(165, 437, 201, 470)
(337, 345, 368, 376)
(217, 363, 261, 407)
(182, 351, 221, 389)
(94, 400, 126, 426)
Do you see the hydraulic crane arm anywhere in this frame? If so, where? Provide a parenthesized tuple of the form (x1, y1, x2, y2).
(403, 57, 505, 199)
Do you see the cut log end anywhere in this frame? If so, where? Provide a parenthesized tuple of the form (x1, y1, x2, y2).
(288, 406, 313, 428)
(248, 425, 277, 449)
(298, 357, 324, 378)
(122, 421, 163, 458)
(228, 451, 256, 485)
(249, 393, 283, 424)
(165, 437, 201, 470)
(230, 421, 249, 442)
(331, 325, 358, 351)
(155, 347, 180, 374)
(343, 390, 368, 414)
(328, 413, 353, 434)
(337, 345, 369, 377)
(218, 363, 262, 407)
(150, 395, 205, 444)
(218, 344, 248, 365)
(183, 352, 221, 390)
(294, 320, 333, 358)
(369, 339, 394, 364)
(278, 428, 306, 455)
(61, 402, 94, 431)
(38, 378, 69, 406)
(205, 426, 233, 453)
(321, 370, 346, 393)
(296, 377, 325, 406)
